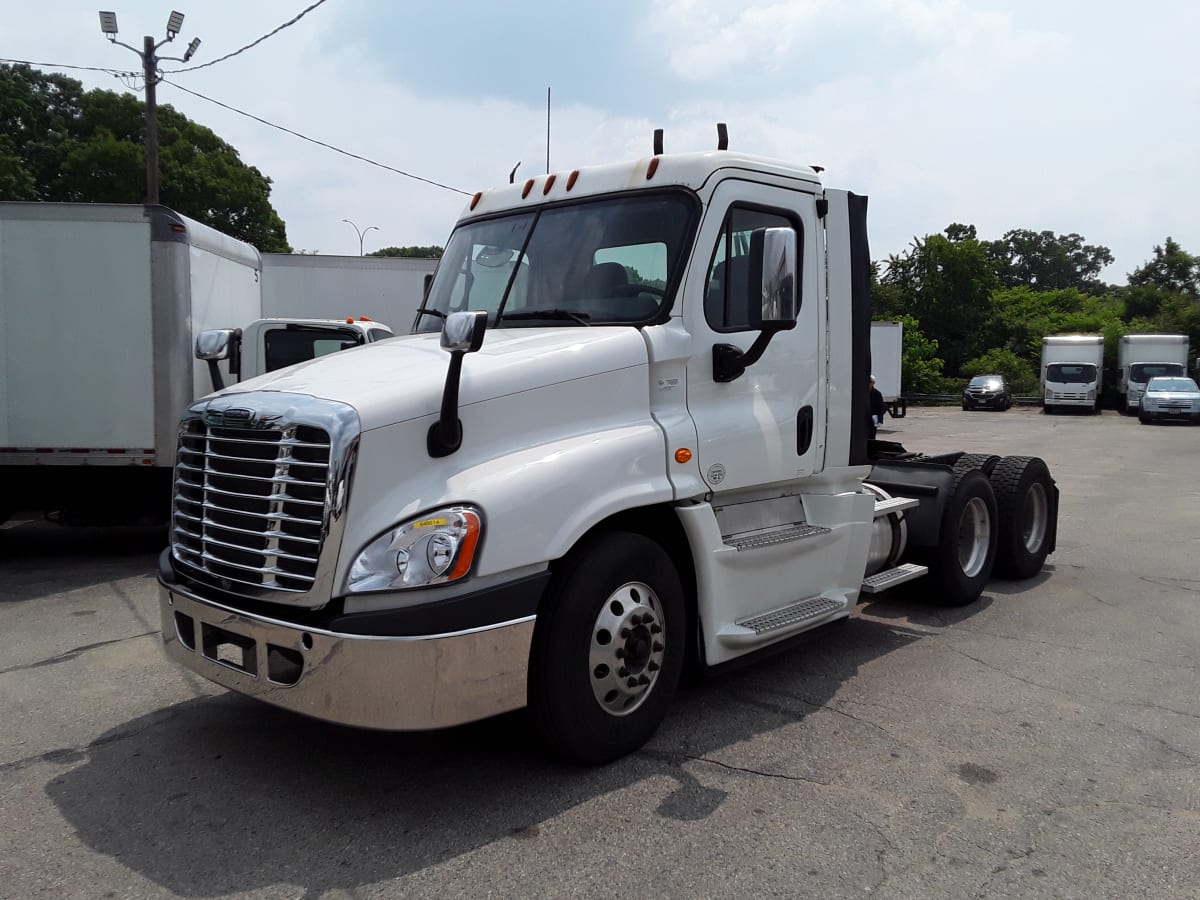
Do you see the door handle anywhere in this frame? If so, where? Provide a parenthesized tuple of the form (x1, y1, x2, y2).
(797, 406, 814, 455)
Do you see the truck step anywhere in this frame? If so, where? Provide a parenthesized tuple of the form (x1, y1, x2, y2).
(860, 562, 928, 594)
(718, 594, 847, 647)
(873, 496, 918, 517)
(725, 523, 831, 552)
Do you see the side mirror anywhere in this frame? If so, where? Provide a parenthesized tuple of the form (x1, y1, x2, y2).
(748, 226, 798, 328)
(713, 226, 798, 383)
(429, 311, 488, 457)
(195, 329, 236, 361)
(195, 328, 242, 392)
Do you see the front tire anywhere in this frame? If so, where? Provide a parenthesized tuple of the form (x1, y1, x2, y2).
(989, 456, 1053, 579)
(920, 469, 998, 607)
(528, 531, 685, 764)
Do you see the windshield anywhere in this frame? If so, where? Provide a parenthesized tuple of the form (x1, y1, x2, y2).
(416, 191, 698, 332)
(968, 376, 1004, 389)
(1130, 362, 1184, 382)
(1146, 378, 1198, 393)
(1045, 363, 1096, 384)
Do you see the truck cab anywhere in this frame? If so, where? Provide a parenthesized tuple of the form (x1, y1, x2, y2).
(157, 144, 1058, 763)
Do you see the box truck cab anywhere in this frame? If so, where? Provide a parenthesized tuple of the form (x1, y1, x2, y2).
(157, 140, 1059, 763)
(1117, 334, 1189, 413)
(1041, 335, 1104, 414)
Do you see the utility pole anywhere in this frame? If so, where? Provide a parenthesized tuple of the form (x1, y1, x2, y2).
(99, 10, 201, 206)
(342, 219, 379, 256)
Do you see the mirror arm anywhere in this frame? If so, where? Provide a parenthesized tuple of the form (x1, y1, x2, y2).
(712, 321, 796, 383)
(428, 351, 466, 457)
(205, 359, 226, 392)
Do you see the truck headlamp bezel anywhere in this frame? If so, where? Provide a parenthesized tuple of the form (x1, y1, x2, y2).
(346, 506, 483, 593)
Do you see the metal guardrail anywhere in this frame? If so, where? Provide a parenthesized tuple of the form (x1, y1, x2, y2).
(904, 394, 1044, 406)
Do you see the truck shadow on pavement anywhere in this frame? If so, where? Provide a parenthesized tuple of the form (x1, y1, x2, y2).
(43, 595, 991, 898)
(0, 520, 163, 602)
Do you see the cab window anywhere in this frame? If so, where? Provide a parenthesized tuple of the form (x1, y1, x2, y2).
(705, 207, 799, 332)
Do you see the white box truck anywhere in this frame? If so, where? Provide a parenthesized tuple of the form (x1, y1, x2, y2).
(157, 140, 1060, 764)
(1117, 334, 1188, 413)
(0, 203, 398, 526)
(1041, 334, 1104, 413)
(870, 321, 906, 417)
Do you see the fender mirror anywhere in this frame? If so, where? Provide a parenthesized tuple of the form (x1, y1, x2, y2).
(195, 328, 242, 391)
(429, 311, 488, 457)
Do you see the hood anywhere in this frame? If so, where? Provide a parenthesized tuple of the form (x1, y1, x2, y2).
(218, 327, 650, 431)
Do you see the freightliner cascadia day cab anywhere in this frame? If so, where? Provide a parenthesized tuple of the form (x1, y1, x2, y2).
(157, 136, 1060, 764)
(1041, 334, 1104, 414)
(1116, 334, 1189, 414)
(0, 203, 413, 527)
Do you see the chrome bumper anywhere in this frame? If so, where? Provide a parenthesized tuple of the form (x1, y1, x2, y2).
(159, 581, 535, 730)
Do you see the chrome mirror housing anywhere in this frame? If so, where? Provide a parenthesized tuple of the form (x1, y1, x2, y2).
(195, 329, 236, 361)
(440, 310, 488, 353)
(752, 226, 797, 327)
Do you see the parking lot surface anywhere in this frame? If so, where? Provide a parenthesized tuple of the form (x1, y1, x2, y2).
(2, 407, 1198, 899)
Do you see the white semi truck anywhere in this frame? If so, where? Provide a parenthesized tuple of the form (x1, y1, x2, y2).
(1041, 334, 1104, 414)
(870, 321, 906, 417)
(1116, 334, 1189, 414)
(157, 140, 1059, 764)
(0, 203, 407, 526)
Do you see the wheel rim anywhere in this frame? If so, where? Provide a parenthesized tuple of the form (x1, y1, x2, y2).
(1021, 483, 1048, 554)
(588, 581, 666, 717)
(957, 497, 991, 578)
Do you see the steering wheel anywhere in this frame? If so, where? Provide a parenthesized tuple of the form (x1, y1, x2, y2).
(612, 283, 665, 298)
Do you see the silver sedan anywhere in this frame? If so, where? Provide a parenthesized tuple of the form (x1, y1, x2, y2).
(1139, 376, 1200, 424)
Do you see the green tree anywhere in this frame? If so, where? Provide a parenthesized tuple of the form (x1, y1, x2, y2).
(879, 228, 997, 374)
(369, 245, 444, 258)
(985, 229, 1114, 293)
(0, 63, 289, 252)
(960, 348, 1038, 394)
(894, 315, 945, 393)
(1127, 237, 1199, 297)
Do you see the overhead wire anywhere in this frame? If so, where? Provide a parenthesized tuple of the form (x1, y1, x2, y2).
(0, 57, 137, 78)
(161, 0, 331, 74)
(161, 79, 470, 195)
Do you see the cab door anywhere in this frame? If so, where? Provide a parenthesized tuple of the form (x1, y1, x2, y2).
(683, 180, 824, 495)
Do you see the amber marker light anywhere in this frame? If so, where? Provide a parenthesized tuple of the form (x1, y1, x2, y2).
(522, 179, 535, 199)
(470, 192, 482, 210)
(566, 170, 579, 191)
(646, 157, 660, 180)
(543, 174, 557, 195)
(447, 511, 483, 581)
(674, 448, 693, 464)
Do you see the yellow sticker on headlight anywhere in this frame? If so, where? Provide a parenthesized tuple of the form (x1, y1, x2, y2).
(414, 518, 448, 528)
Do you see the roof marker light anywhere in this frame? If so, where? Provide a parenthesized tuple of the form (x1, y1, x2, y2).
(646, 157, 660, 180)
(543, 174, 557, 195)
(566, 170, 579, 191)
(470, 192, 482, 210)
(522, 179, 535, 199)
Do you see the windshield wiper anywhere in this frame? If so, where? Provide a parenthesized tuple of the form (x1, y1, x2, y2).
(414, 308, 445, 322)
(499, 309, 592, 326)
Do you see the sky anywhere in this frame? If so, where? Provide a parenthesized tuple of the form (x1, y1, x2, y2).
(5, 0, 1198, 282)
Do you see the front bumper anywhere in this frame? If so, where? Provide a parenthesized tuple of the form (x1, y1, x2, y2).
(964, 394, 1007, 409)
(159, 577, 540, 731)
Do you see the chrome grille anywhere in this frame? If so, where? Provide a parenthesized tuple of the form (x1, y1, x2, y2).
(172, 420, 332, 593)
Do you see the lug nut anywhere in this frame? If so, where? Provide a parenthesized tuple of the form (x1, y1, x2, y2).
(620, 628, 631, 638)
(638, 674, 650, 685)
(652, 642, 664, 652)
(629, 614, 642, 626)
(650, 624, 662, 634)
(618, 667, 629, 678)
(615, 648, 625, 659)
(647, 661, 659, 672)
(627, 677, 639, 688)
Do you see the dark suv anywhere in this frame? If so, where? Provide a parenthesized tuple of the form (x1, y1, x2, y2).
(962, 374, 1012, 411)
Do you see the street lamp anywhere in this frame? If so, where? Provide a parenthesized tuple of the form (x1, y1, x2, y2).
(342, 219, 379, 256)
(98, 9, 200, 206)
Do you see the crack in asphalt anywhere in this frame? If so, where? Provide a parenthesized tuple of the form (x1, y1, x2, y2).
(681, 753, 835, 786)
(0, 630, 160, 676)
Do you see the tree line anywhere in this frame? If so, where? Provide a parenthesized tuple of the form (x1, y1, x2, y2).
(872, 226, 1200, 395)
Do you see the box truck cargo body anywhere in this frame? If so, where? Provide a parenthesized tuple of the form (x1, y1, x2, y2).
(0, 203, 400, 525)
(869, 321, 905, 417)
(1041, 335, 1104, 413)
(1117, 334, 1188, 412)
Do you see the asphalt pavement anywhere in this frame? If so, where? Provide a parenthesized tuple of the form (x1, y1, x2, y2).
(1, 406, 1198, 899)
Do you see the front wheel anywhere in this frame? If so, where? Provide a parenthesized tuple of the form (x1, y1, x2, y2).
(528, 532, 685, 764)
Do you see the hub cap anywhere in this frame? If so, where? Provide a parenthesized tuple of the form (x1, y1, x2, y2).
(957, 497, 991, 578)
(1022, 483, 1048, 553)
(589, 581, 666, 716)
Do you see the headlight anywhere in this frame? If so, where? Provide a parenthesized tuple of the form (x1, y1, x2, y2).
(1086, 389, 1096, 400)
(347, 506, 482, 593)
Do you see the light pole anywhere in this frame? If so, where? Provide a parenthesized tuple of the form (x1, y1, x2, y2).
(342, 219, 379, 256)
(99, 10, 201, 206)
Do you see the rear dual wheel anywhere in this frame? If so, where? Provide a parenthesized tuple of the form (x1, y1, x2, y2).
(989, 456, 1054, 579)
(921, 469, 998, 607)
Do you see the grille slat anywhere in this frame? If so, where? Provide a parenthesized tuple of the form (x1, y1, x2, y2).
(171, 415, 332, 597)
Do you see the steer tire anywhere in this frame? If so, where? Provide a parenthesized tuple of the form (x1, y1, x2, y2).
(919, 469, 998, 607)
(989, 456, 1054, 579)
(952, 453, 1002, 478)
(528, 531, 685, 765)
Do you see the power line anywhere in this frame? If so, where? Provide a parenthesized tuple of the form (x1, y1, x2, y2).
(0, 57, 137, 78)
(161, 79, 471, 196)
(162, 0, 331, 74)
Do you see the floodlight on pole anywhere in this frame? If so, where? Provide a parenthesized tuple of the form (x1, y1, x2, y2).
(166, 10, 185, 39)
(98, 11, 118, 36)
(184, 37, 201, 61)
